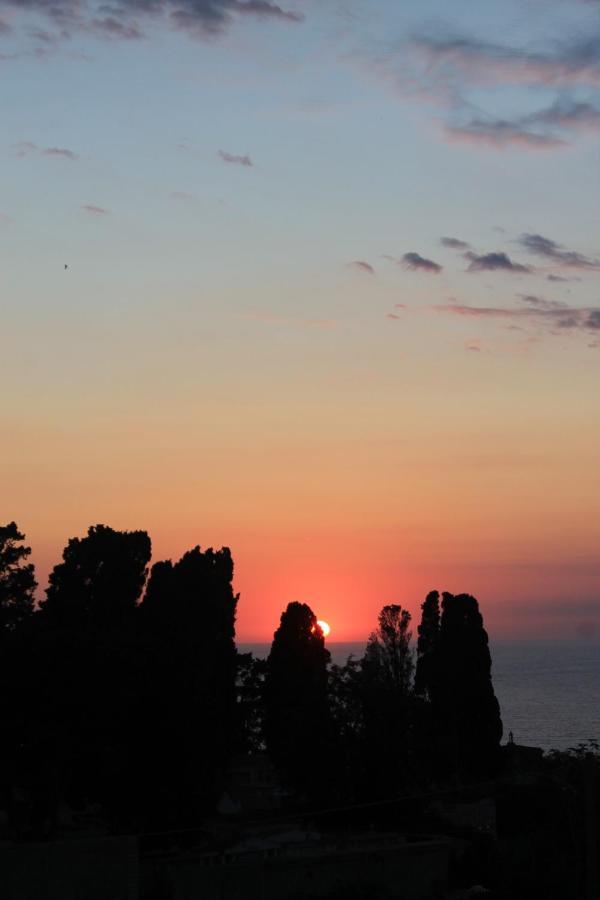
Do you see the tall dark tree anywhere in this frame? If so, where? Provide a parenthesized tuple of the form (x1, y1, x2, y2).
(40, 524, 151, 627)
(360, 605, 415, 795)
(136, 546, 239, 826)
(0, 525, 39, 837)
(414, 590, 440, 698)
(363, 604, 414, 695)
(0, 522, 36, 635)
(264, 602, 331, 797)
(435, 592, 503, 778)
(142, 546, 237, 642)
(32, 525, 152, 829)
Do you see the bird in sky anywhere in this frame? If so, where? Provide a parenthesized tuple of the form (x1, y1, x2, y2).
(64, 264, 68, 270)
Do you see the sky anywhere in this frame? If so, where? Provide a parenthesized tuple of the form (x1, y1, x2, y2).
(1, 0, 600, 642)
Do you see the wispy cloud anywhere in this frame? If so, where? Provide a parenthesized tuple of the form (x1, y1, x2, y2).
(89, 16, 143, 40)
(13, 142, 38, 158)
(409, 31, 600, 89)
(218, 149, 253, 167)
(14, 141, 78, 160)
(360, 22, 600, 152)
(82, 204, 109, 215)
(348, 260, 375, 275)
(163, 0, 302, 35)
(518, 232, 600, 270)
(0, 0, 303, 44)
(44, 146, 79, 159)
(434, 301, 600, 335)
(465, 251, 530, 274)
(529, 98, 600, 133)
(445, 119, 567, 150)
(547, 273, 579, 283)
(517, 293, 567, 310)
(402, 252, 442, 274)
(447, 99, 600, 149)
(440, 236, 470, 250)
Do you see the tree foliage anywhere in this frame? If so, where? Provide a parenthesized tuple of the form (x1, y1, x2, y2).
(0, 521, 508, 834)
(41, 524, 151, 627)
(360, 605, 415, 795)
(430, 591, 503, 777)
(27, 526, 151, 830)
(0, 522, 36, 635)
(137, 546, 239, 826)
(414, 590, 440, 698)
(264, 602, 331, 796)
(235, 651, 267, 753)
(363, 604, 414, 696)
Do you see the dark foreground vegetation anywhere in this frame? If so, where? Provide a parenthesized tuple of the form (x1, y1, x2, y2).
(0, 522, 598, 899)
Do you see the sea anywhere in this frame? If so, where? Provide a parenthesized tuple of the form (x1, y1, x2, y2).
(238, 640, 600, 752)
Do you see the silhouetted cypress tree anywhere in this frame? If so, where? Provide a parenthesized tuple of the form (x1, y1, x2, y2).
(264, 602, 331, 797)
(34, 525, 152, 827)
(41, 524, 151, 628)
(414, 590, 440, 698)
(436, 592, 503, 778)
(137, 546, 239, 826)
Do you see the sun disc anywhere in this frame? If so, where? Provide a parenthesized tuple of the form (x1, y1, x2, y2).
(316, 619, 331, 637)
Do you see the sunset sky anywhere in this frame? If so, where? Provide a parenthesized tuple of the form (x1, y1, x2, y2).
(2, 0, 599, 641)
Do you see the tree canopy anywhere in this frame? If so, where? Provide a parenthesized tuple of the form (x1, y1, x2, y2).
(0, 521, 506, 837)
(40, 524, 151, 627)
(363, 604, 414, 696)
(417, 590, 503, 778)
(264, 602, 332, 795)
(0, 522, 36, 635)
(414, 590, 440, 699)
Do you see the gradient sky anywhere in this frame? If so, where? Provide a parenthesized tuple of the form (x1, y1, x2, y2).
(2, 0, 599, 641)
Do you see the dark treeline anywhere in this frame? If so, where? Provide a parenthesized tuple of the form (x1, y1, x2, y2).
(0, 521, 503, 839)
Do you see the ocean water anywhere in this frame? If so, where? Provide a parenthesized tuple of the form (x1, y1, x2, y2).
(238, 640, 600, 752)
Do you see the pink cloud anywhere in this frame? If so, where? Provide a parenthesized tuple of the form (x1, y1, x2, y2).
(434, 302, 600, 336)
(82, 204, 109, 216)
(348, 260, 375, 275)
(444, 123, 567, 150)
(218, 149, 253, 167)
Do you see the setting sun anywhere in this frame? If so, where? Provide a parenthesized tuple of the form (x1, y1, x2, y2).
(317, 620, 331, 638)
